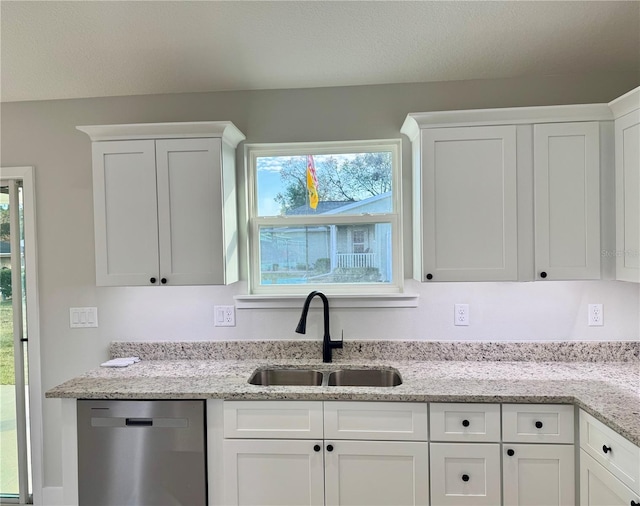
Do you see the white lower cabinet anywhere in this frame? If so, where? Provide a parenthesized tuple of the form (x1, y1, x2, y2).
(503, 444, 575, 506)
(580, 450, 640, 506)
(223, 439, 325, 506)
(579, 409, 640, 506)
(430, 443, 501, 506)
(222, 401, 429, 506)
(430, 403, 575, 506)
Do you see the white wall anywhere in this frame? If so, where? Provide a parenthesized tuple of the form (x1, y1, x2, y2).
(1, 71, 639, 491)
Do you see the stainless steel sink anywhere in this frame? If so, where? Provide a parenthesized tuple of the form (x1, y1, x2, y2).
(327, 368, 402, 387)
(248, 368, 324, 386)
(248, 367, 402, 387)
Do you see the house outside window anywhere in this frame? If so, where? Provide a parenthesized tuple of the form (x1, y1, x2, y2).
(246, 140, 402, 295)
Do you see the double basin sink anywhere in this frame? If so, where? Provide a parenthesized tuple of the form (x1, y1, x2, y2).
(249, 367, 402, 387)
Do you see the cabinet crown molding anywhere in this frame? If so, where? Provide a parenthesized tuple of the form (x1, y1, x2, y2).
(76, 121, 245, 147)
(401, 103, 613, 141)
(609, 86, 640, 119)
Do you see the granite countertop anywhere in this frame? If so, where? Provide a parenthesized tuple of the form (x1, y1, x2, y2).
(46, 346, 640, 446)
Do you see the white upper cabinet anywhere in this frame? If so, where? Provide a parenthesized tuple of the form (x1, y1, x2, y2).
(417, 125, 518, 282)
(534, 122, 601, 280)
(610, 87, 640, 283)
(402, 104, 614, 282)
(78, 121, 245, 286)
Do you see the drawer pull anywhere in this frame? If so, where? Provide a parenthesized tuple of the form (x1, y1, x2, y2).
(313, 444, 321, 452)
(150, 277, 157, 284)
(326, 444, 334, 452)
(507, 449, 515, 456)
(461, 474, 470, 482)
(602, 445, 612, 454)
(462, 419, 470, 427)
(535, 421, 543, 429)
(630, 501, 638, 506)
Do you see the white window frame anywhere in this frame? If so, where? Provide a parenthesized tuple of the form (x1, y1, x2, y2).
(245, 139, 403, 295)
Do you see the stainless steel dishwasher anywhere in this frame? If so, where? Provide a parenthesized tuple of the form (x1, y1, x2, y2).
(77, 400, 207, 506)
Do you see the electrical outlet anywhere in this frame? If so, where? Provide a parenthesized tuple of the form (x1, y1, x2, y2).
(70, 307, 98, 328)
(454, 304, 469, 326)
(214, 305, 236, 327)
(588, 304, 604, 326)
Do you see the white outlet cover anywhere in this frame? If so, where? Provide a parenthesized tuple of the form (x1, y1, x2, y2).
(588, 304, 604, 326)
(214, 305, 236, 327)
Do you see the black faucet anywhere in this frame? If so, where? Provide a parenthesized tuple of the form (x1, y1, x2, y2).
(295, 291, 343, 363)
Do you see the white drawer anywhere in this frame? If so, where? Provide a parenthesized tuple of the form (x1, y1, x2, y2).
(502, 404, 574, 443)
(430, 403, 501, 442)
(580, 409, 640, 495)
(324, 401, 428, 441)
(223, 401, 323, 439)
(430, 442, 502, 506)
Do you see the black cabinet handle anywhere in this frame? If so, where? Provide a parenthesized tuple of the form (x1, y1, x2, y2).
(630, 501, 639, 506)
(462, 419, 470, 427)
(313, 444, 321, 452)
(461, 474, 470, 482)
(326, 444, 334, 452)
(603, 445, 612, 454)
(540, 271, 547, 279)
(426, 273, 433, 280)
(150, 277, 157, 284)
(507, 449, 515, 456)
(161, 278, 167, 284)
(535, 421, 543, 429)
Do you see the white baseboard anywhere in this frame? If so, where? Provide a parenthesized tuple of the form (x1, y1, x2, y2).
(41, 486, 63, 506)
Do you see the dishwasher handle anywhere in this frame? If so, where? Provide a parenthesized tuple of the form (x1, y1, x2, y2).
(125, 418, 153, 427)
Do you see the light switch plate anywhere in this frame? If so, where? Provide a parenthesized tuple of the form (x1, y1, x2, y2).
(70, 307, 98, 328)
(214, 305, 236, 327)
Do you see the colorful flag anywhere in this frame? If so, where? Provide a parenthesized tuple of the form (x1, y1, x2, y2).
(306, 154, 319, 209)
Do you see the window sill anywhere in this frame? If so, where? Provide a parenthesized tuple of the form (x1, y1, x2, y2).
(234, 293, 419, 309)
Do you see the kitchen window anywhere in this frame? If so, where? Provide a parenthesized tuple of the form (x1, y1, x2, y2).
(246, 139, 403, 295)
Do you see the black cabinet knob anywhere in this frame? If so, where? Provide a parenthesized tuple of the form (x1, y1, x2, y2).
(150, 277, 157, 284)
(426, 273, 433, 280)
(313, 444, 321, 452)
(462, 419, 470, 427)
(507, 449, 515, 456)
(540, 271, 547, 279)
(461, 474, 470, 482)
(603, 445, 612, 454)
(161, 278, 167, 284)
(326, 444, 334, 452)
(630, 500, 639, 506)
(535, 421, 543, 429)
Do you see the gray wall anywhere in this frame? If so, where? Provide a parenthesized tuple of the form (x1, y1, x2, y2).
(1, 71, 639, 489)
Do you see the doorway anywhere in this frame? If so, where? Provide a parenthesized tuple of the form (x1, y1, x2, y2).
(0, 167, 42, 505)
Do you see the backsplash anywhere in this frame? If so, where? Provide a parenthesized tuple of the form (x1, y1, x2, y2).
(110, 340, 640, 362)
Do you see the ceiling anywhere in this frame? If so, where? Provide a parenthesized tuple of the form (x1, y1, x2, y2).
(1, 1, 639, 103)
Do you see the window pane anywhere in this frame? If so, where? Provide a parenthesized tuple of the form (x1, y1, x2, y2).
(259, 223, 392, 285)
(256, 152, 393, 217)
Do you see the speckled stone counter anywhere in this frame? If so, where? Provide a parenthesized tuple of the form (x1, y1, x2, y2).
(46, 340, 640, 446)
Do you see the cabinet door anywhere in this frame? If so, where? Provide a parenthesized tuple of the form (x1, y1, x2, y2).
(581, 450, 640, 506)
(419, 126, 518, 281)
(534, 122, 600, 280)
(430, 443, 501, 506)
(223, 439, 324, 506)
(156, 138, 226, 285)
(324, 440, 429, 506)
(503, 444, 574, 506)
(615, 110, 640, 282)
(92, 140, 160, 286)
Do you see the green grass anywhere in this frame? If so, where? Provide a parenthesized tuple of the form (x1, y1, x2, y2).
(0, 300, 14, 385)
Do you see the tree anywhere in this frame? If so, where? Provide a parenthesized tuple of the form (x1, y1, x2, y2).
(0, 268, 11, 299)
(274, 152, 392, 213)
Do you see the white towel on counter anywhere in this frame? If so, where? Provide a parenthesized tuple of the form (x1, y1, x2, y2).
(100, 357, 141, 368)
